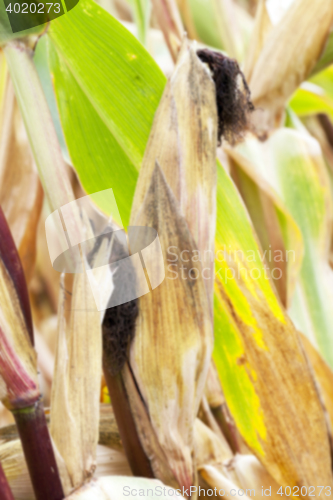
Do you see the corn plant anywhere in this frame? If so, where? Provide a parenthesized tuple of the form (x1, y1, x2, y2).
(1, 0, 333, 499)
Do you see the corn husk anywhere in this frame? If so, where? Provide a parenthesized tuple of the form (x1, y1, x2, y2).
(125, 39, 217, 490)
(129, 163, 213, 489)
(131, 39, 217, 310)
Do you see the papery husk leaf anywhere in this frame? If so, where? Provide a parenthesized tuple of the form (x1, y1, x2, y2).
(129, 164, 213, 490)
(249, 0, 333, 123)
(0, 77, 43, 283)
(213, 160, 333, 493)
(50, 269, 102, 488)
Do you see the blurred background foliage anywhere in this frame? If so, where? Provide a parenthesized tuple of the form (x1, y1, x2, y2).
(2, 0, 333, 497)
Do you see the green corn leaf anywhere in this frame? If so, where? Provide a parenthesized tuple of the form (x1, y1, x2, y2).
(46, 0, 166, 224)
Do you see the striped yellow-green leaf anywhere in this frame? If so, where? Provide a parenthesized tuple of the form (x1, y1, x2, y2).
(213, 159, 332, 494)
(234, 129, 333, 368)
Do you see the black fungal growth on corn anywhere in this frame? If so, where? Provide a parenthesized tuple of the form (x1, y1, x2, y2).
(102, 237, 139, 376)
(197, 48, 254, 145)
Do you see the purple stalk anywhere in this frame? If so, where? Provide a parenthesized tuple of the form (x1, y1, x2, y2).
(13, 400, 64, 500)
(0, 206, 33, 344)
(0, 462, 14, 500)
(0, 209, 64, 499)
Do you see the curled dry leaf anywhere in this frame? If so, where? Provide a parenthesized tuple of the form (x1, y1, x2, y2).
(50, 270, 102, 489)
(249, 0, 333, 124)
